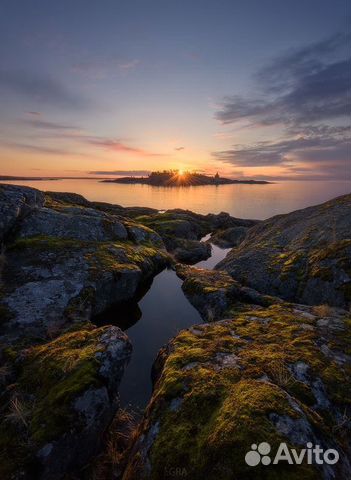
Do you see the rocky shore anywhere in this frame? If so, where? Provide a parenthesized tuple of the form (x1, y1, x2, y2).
(0, 184, 350, 479)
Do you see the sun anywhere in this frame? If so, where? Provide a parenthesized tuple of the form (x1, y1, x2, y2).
(178, 169, 184, 176)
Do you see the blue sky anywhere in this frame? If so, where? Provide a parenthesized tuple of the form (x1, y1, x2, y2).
(0, 0, 349, 179)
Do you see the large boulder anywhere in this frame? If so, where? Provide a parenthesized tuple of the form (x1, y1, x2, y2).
(124, 303, 351, 480)
(209, 226, 249, 248)
(216, 194, 351, 308)
(176, 264, 279, 321)
(0, 186, 169, 341)
(0, 184, 44, 242)
(18, 207, 128, 241)
(0, 324, 132, 480)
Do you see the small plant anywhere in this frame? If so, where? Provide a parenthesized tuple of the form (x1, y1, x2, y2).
(266, 359, 296, 388)
(88, 408, 139, 480)
(312, 304, 332, 317)
(5, 396, 30, 428)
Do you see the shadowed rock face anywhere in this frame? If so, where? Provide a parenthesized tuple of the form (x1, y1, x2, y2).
(124, 265, 351, 480)
(216, 194, 351, 308)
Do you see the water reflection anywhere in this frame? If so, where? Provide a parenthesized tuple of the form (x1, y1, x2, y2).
(118, 268, 202, 410)
(116, 241, 230, 410)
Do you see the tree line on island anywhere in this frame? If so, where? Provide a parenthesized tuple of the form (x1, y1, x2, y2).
(102, 169, 270, 186)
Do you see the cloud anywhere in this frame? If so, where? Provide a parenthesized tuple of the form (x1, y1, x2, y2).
(19, 115, 165, 158)
(3, 142, 70, 156)
(0, 70, 89, 108)
(118, 59, 140, 71)
(22, 119, 81, 131)
(88, 170, 150, 176)
(86, 138, 165, 157)
(71, 58, 139, 79)
(213, 129, 350, 167)
(175, 146, 185, 151)
(26, 111, 41, 117)
(213, 33, 350, 179)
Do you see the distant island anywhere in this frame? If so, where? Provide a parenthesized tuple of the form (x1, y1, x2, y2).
(102, 170, 270, 186)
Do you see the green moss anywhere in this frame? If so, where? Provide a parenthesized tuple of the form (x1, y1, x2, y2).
(8, 235, 84, 251)
(0, 326, 112, 476)
(309, 239, 351, 263)
(136, 304, 350, 479)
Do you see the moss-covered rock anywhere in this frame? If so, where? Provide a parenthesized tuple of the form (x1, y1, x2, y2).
(0, 324, 131, 480)
(134, 209, 256, 264)
(217, 194, 351, 308)
(123, 304, 351, 480)
(0, 185, 170, 340)
(176, 264, 280, 321)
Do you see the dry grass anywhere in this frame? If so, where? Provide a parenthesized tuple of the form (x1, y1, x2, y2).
(312, 304, 333, 317)
(5, 396, 30, 428)
(88, 408, 139, 480)
(266, 359, 297, 388)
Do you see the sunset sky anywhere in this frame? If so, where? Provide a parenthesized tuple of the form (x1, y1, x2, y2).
(0, 0, 349, 180)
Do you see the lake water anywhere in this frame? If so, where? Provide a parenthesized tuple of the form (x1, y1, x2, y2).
(117, 242, 231, 411)
(2, 178, 350, 219)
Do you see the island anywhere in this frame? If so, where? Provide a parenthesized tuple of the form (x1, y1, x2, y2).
(101, 170, 270, 186)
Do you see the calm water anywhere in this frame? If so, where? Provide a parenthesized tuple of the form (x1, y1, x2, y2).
(117, 243, 230, 410)
(2, 179, 350, 219)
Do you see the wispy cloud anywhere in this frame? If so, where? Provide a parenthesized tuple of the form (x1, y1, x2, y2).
(86, 138, 164, 157)
(213, 33, 350, 180)
(0, 70, 89, 109)
(89, 170, 150, 176)
(26, 111, 41, 117)
(3, 142, 71, 156)
(175, 146, 185, 151)
(22, 118, 81, 131)
(71, 57, 140, 79)
(13, 116, 165, 158)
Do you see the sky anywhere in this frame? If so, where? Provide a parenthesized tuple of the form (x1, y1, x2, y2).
(0, 0, 349, 180)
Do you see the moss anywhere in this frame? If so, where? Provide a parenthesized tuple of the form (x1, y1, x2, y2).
(309, 239, 351, 263)
(136, 304, 350, 479)
(8, 235, 85, 251)
(85, 241, 169, 280)
(0, 326, 112, 476)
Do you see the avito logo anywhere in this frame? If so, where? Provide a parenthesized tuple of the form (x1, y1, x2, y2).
(245, 442, 339, 466)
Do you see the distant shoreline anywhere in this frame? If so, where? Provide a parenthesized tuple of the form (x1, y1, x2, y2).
(0, 176, 110, 181)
